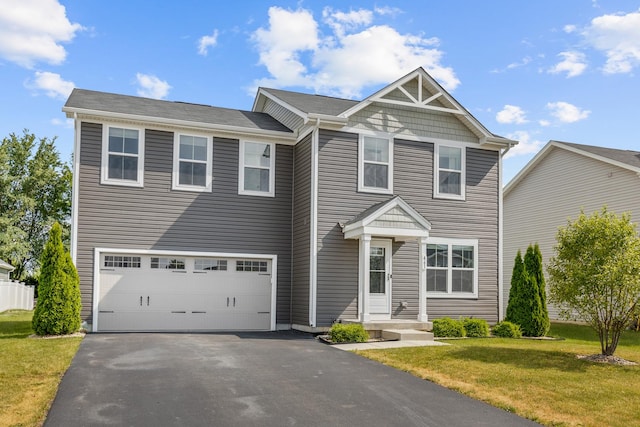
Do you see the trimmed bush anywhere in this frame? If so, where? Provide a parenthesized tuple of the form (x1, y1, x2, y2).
(32, 222, 81, 335)
(492, 321, 522, 338)
(328, 323, 369, 343)
(462, 318, 490, 337)
(432, 317, 466, 337)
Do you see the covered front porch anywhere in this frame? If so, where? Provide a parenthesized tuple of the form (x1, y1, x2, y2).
(341, 196, 432, 324)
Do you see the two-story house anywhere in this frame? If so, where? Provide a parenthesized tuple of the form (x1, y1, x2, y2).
(63, 68, 516, 332)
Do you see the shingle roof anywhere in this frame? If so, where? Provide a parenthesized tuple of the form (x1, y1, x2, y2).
(556, 141, 640, 170)
(260, 88, 359, 116)
(0, 259, 14, 271)
(64, 89, 293, 133)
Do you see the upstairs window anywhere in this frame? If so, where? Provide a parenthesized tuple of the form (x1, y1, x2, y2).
(359, 135, 393, 194)
(239, 141, 275, 197)
(435, 145, 465, 199)
(102, 126, 144, 187)
(173, 134, 212, 191)
(425, 239, 478, 298)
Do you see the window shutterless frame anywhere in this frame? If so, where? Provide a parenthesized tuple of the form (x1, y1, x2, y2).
(434, 144, 465, 200)
(101, 124, 145, 187)
(172, 132, 212, 192)
(358, 134, 393, 194)
(425, 237, 478, 298)
(238, 140, 275, 197)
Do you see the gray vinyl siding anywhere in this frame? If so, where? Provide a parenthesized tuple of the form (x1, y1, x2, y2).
(349, 104, 478, 143)
(75, 122, 292, 324)
(291, 135, 312, 325)
(504, 147, 640, 320)
(315, 130, 500, 326)
(262, 98, 304, 132)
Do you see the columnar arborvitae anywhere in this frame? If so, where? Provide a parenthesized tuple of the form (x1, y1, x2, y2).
(506, 245, 550, 337)
(32, 222, 81, 335)
(505, 250, 527, 326)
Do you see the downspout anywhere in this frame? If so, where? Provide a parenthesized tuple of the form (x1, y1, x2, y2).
(70, 112, 81, 265)
(309, 119, 320, 328)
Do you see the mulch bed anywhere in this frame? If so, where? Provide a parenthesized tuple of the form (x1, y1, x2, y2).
(576, 354, 637, 366)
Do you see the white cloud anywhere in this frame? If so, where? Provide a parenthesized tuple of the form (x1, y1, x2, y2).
(548, 51, 587, 77)
(503, 131, 545, 159)
(564, 24, 577, 33)
(538, 119, 551, 127)
(51, 118, 74, 128)
(496, 105, 528, 124)
(507, 56, 532, 69)
(0, 0, 83, 68)
(198, 30, 219, 56)
(250, 6, 459, 98)
(546, 101, 591, 123)
(582, 9, 640, 74)
(135, 73, 171, 99)
(27, 71, 75, 99)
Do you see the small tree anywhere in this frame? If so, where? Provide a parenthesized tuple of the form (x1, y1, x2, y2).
(505, 250, 526, 325)
(32, 222, 81, 335)
(548, 208, 640, 356)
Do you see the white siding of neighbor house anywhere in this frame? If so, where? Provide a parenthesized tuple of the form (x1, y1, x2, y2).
(504, 147, 640, 320)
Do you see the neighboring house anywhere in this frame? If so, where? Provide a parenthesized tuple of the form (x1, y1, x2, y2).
(0, 259, 14, 282)
(63, 68, 517, 332)
(504, 141, 640, 319)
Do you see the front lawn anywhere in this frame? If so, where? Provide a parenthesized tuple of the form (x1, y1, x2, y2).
(359, 323, 640, 427)
(0, 310, 82, 427)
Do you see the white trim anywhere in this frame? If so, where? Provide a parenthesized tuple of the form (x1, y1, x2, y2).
(368, 238, 392, 320)
(238, 140, 276, 197)
(309, 128, 319, 327)
(171, 132, 213, 192)
(252, 88, 308, 122)
(434, 144, 466, 201)
(92, 247, 279, 332)
(100, 124, 145, 187)
(63, 107, 297, 143)
(359, 234, 372, 321)
(424, 237, 479, 299)
(358, 134, 394, 194)
(70, 114, 81, 264)
(418, 237, 428, 321)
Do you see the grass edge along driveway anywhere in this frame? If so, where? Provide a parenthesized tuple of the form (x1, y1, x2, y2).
(0, 310, 82, 427)
(359, 323, 640, 427)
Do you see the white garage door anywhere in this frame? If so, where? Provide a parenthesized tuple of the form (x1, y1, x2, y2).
(97, 253, 273, 331)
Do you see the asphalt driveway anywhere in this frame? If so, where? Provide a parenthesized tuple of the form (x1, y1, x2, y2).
(45, 332, 539, 426)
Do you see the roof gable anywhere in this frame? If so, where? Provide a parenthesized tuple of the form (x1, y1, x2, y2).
(505, 140, 640, 196)
(342, 196, 431, 240)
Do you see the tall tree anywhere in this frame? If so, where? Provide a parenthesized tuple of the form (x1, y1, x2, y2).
(548, 207, 640, 356)
(0, 131, 71, 279)
(523, 244, 550, 337)
(32, 222, 81, 335)
(505, 250, 526, 324)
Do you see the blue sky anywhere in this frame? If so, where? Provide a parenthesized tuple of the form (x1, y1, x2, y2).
(1, 1, 639, 183)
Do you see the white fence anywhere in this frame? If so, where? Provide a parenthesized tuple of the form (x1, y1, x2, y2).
(0, 280, 34, 312)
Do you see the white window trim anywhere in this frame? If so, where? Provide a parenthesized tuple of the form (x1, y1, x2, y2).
(172, 132, 213, 192)
(425, 237, 478, 299)
(358, 134, 393, 194)
(434, 144, 465, 200)
(101, 124, 145, 187)
(238, 140, 275, 197)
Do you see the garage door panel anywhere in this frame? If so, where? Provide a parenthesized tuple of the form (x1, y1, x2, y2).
(98, 254, 273, 332)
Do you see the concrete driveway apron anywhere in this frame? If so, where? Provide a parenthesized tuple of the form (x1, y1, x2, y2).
(45, 332, 540, 427)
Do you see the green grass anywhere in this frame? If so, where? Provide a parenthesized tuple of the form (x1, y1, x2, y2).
(0, 310, 82, 427)
(360, 323, 640, 427)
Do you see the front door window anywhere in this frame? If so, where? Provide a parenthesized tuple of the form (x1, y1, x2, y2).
(370, 247, 386, 293)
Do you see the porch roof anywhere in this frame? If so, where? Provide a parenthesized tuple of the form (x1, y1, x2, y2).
(342, 196, 431, 240)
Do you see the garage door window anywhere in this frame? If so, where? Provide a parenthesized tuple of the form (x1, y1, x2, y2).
(236, 260, 267, 272)
(104, 256, 141, 268)
(194, 259, 228, 271)
(151, 257, 185, 270)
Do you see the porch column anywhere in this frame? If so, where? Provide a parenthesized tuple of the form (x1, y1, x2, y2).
(360, 234, 372, 321)
(418, 237, 428, 322)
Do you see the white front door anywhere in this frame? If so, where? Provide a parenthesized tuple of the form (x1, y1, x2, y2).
(368, 239, 392, 318)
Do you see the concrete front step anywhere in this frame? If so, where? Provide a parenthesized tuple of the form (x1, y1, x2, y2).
(344, 319, 433, 331)
(381, 329, 434, 341)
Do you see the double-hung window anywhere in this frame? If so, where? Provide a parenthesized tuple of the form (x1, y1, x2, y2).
(425, 238, 478, 298)
(239, 141, 275, 197)
(101, 125, 144, 187)
(173, 134, 212, 191)
(359, 135, 393, 193)
(435, 145, 465, 199)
